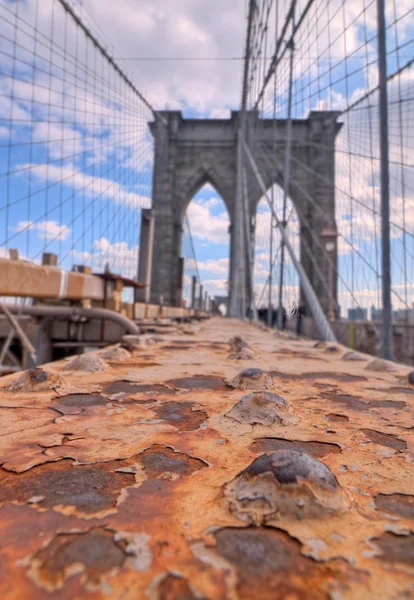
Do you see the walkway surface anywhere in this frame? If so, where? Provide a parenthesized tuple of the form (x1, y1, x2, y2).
(0, 318, 413, 599)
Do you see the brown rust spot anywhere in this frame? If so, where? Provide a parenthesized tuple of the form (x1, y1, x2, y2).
(53, 393, 108, 411)
(157, 574, 196, 599)
(166, 375, 227, 390)
(321, 392, 406, 411)
(387, 387, 414, 396)
(270, 371, 367, 383)
(214, 527, 332, 599)
(103, 380, 173, 396)
(0, 459, 134, 514)
(109, 361, 161, 369)
(325, 413, 349, 423)
(163, 345, 193, 351)
(138, 445, 207, 478)
(361, 429, 407, 451)
(375, 493, 414, 520)
(30, 528, 126, 590)
(154, 402, 207, 431)
(248, 437, 341, 458)
(373, 532, 414, 566)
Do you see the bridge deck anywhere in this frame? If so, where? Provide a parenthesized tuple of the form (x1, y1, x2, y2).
(0, 318, 413, 598)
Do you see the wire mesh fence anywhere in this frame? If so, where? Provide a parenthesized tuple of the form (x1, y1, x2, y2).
(0, 0, 154, 279)
(242, 0, 414, 331)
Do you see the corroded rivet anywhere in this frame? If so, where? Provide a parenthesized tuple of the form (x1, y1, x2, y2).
(226, 391, 298, 426)
(101, 346, 131, 361)
(228, 335, 249, 350)
(66, 353, 108, 372)
(226, 368, 274, 391)
(3, 367, 65, 392)
(228, 347, 256, 360)
(224, 450, 348, 524)
(29, 368, 48, 383)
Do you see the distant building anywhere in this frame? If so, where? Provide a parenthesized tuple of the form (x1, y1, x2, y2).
(348, 307, 367, 321)
(394, 308, 414, 324)
(371, 305, 382, 321)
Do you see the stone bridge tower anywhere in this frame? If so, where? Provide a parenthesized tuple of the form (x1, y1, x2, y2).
(148, 110, 342, 315)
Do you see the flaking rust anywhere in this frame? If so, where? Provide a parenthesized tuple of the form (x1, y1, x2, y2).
(0, 317, 413, 599)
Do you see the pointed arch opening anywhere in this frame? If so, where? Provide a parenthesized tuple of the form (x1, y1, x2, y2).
(254, 184, 300, 323)
(181, 183, 230, 314)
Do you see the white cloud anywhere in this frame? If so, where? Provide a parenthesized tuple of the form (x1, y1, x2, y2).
(72, 237, 139, 279)
(186, 201, 229, 244)
(17, 163, 151, 209)
(16, 220, 71, 241)
(197, 257, 229, 275)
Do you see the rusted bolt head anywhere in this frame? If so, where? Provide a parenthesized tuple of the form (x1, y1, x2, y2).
(226, 391, 298, 426)
(226, 368, 274, 391)
(29, 368, 48, 383)
(3, 367, 65, 392)
(101, 346, 131, 361)
(229, 336, 249, 350)
(66, 353, 108, 372)
(225, 450, 348, 524)
(228, 347, 256, 360)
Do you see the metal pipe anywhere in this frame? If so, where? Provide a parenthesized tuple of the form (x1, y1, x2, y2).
(377, 0, 393, 360)
(4, 304, 140, 335)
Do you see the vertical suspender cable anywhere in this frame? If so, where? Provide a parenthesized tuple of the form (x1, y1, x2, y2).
(277, 32, 295, 329)
(376, 0, 393, 360)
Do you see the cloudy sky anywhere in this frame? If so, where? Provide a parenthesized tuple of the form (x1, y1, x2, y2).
(0, 0, 413, 316)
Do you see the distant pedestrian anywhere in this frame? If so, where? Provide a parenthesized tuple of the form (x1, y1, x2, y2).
(295, 303, 306, 335)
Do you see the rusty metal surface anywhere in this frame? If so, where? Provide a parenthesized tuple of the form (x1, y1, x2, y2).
(0, 318, 413, 599)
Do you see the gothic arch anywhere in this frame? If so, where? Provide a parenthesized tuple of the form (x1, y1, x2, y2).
(149, 109, 341, 314)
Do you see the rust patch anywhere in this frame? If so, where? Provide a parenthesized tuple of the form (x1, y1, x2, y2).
(163, 345, 193, 351)
(166, 375, 227, 390)
(248, 437, 341, 458)
(29, 527, 126, 590)
(270, 371, 367, 382)
(107, 361, 161, 369)
(103, 380, 173, 396)
(0, 460, 134, 514)
(373, 532, 414, 567)
(154, 402, 207, 431)
(214, 527, 332, 599)
(361, 429, 407, 451)
(139, 445, 207, 478)
(387, 387, 414, 396)
(53, 393, 108, 413)
(321, 392, 406, 411)
(375, 494, 414, 520)
(157, 574, 196, 599)
(326, 413, 349, 423)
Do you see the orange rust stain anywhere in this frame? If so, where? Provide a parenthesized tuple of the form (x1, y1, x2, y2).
(248, 437, 342, 458)
(0, 317, 413, 599)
